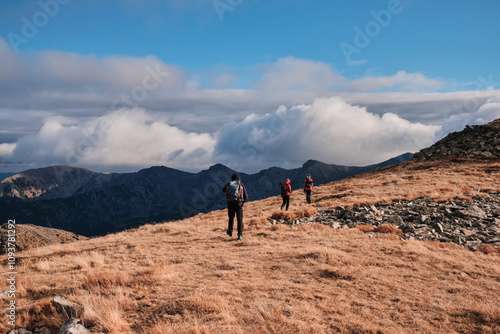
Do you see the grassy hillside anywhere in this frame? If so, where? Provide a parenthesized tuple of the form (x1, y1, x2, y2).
(0, 224, 87, 254)
(1, 158, 499, 333)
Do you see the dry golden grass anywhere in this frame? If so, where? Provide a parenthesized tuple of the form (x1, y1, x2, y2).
(0, 224, 87, 253)
(270, 207, 318, 221)
(1, 157, 499, 333)
(373, 224, 403, 235)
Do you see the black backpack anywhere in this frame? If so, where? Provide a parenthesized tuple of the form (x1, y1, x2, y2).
(280, 182, 287, 197)
(305, 177, 313, 187)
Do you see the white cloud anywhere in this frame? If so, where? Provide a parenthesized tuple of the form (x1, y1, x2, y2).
(348, 71, 445, 92)
(215, 97, 440, 171)
(1, 98, 443, 173)
(4, 109, 215, 171)
(0, 143, 16, 156)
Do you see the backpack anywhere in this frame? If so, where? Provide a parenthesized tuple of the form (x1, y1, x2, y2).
(280, 183, 287, 197)
(226, 180, 242, 202)
(305, 177, 313, 187)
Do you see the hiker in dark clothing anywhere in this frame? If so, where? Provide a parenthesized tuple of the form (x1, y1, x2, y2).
(280, 178, 291, 211)
(304, 174, 313, 204)
(222, 173, 248, 240)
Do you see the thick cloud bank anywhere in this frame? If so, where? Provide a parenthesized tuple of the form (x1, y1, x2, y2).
(1, 109, 215, 171)
(215, 97, 439, 171)
(0, 98, 440, 172)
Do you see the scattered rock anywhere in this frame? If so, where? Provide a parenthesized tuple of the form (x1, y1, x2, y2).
(57, 318, 91, 334)
(269, 190, 500, 251)
(412, 119, 500, 161)
(53, 296, 83, 318)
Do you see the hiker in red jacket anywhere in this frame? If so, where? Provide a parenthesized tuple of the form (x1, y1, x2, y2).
(280, 178, 291, 211)
(222, 173, 248, 240)
(304, 174, 313, 204)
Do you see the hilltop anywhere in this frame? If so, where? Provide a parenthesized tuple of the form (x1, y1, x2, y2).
(0, 224, 87, 254)
(413, 118, 500, 161)
(0, 120, 499, 333)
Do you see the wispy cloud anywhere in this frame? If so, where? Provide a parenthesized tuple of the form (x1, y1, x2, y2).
(348, 71, 445, 92)
(254, 57, 346, 93)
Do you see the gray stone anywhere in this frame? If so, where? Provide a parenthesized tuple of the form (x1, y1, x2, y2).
(370, 205, 381, 217)
(274, 190, 500, 252)
(53, 296, 82, 318)
(57, 318, 91, 334)
(433, 223, 444, 234)
(420, 215, 429, 223)
(460, 229, 475, 237)
(387, 215, 404, 225)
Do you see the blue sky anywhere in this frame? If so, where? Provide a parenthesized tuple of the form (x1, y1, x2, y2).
(0, 0, 499, 173)
(2, 0, 498, 84)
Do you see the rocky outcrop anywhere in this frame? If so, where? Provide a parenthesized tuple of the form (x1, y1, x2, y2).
(413, 118, 500, 161)
(270, 190, 500, 251)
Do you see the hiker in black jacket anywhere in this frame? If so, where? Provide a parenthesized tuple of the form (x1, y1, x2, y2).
(222, 173, 248, 240)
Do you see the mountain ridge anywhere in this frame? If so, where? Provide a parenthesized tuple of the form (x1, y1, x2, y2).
(2, 116, 498, 238)
(0, 154, 412, 236)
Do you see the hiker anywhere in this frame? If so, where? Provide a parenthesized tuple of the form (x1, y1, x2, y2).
(280, 178, 291, 211)
(304, 174, 313, 204)
(222, 173, 248, 240)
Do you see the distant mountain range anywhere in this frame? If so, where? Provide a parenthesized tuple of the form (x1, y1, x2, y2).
(0, 154, 412, 236)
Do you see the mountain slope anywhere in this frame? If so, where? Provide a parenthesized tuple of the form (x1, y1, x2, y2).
(1, 120, 499, 333)
(2, 156, 499, 334)
(0, 223, 87, 253)
(0, 154, 412, 236)
(0, 165, 119, 200)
